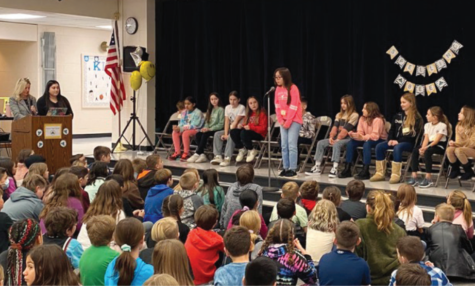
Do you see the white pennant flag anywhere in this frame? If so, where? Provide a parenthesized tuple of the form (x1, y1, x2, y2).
(395, 56, 407, 69)
(450, 40, 463, 54)
(404, 62, 416, 75)
(416, 65, 426, 77)
(435, 59, 448, 72)
(415, 85, 425, 96)
(394, 74, 407, 88)
(435, 77, 448, 91)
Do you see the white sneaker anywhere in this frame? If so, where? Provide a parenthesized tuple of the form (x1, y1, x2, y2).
(305, 164, 321, 176)
(195, 153, 208, 163)
(246, 149, 259, 163)
(210, 155, 223, 165)
(236, 148, 247, 162)
(328, 167, 338, 178)
(220, 157, 231, 167)
(187, 153, 200, 163)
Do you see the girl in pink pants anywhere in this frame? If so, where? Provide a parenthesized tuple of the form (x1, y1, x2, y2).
(170, 96, 204, 161)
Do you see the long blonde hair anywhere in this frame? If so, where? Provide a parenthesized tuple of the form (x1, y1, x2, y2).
(83, 180, 123, 223)
(366, 190, 395, 235)
(396, 184, 417, 219)
(308, 199, 339, 232)
(459, 105, 475, 131)
(152, 239, 194, 286)
(40, 173, 81, 219)
(13, 78, 31, 101)
(448, 190, 473, 227)
(401, 93, 421, 133)
(240, 210, 261, 250)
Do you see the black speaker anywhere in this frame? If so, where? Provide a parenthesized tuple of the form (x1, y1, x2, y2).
(123, 46, 149, 72)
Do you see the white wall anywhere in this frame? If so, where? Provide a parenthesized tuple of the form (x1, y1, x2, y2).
(37, 25, 112, 135)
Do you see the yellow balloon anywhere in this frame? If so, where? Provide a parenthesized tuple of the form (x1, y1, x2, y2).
(130, 70, 142, 91)
(140, 61, 156, 81)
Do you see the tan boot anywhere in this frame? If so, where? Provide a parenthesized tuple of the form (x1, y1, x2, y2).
(389, 161, 402, 184)
(370, 160, 386, 182)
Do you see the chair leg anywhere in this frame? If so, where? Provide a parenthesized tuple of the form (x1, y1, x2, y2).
(299, 148, 311, 173)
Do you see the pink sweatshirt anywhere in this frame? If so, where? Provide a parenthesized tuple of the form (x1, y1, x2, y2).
(356, 117, 388, 141)
(453, 210, 474, 239)
(275, 85, 303, 128)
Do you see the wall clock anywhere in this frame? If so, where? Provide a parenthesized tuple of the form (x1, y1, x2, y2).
(125, 17, 138, 35)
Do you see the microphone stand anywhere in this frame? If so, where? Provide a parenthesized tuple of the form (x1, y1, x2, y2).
(263, 89, 279, 192)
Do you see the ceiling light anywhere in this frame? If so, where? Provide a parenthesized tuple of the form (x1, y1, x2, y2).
(0, 13, 46, 20)
(96, 25, 112, 30)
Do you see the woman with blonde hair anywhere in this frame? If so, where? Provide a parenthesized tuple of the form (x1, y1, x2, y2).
(371, 93, 423, 183)
(447, 190, 473, 239)
(239, 210, 262, 260)
(307, 94, 359, 177)
(356, 190, 406, 285)
(9, 78, 37, 120)
(140, 217, 179, 264)
(306, 199, 339, 264)
(152, 239, 194, 286)
(446, 105, 475, 180)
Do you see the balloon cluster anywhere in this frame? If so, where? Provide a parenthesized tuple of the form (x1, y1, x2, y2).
(129, 47, 156, 91)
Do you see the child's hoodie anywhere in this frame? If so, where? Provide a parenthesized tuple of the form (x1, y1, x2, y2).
(185, 227, 224, 285)
(175, 189, 204, 229)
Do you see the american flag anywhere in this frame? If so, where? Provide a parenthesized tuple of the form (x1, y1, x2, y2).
(105, 22, 126, 115)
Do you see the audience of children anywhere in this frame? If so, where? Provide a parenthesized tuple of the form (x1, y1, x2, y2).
(298, 180, 319, 214)
(0, 159, 17, 200)
(239, 210, 264, 260)
(242, 256, 278, 286)
(140, 217, 179, 263)
(104, 218, 153, 286)
(426, 203, 475, 279)
(269, 182, 308, 234)
(2, 174, 46, 221)
(173, 168, 200, 191)
(306, 199, 339, 264)
(340, 179, 367, 220)
(132, 158, 147, 179)
(187, 92, 224, 163)
(137, 154, 163, 199)
(395, 263, 432, 286)
(268, 198, 306, 248)
(389, 236, 451, 286)
(0, 188, 12, 253)
(174, 172, 204, 228)
(152, 239, 194, 286)
(79, 215, 119, 286)
(396, 184, 425, 237)
(91, 146, 112, 171)
(143, 168, 174, 223)
(214, 226, 251, 286)
(112, 159, 144, 210)
(446, 190, 474, 239)
(70, 153, 87, 167)
(185, 205, 224, 285)
(84, 162, 109, 202)
(143, 274, 179, 286)
(69, 166, 91, 212)
(318, 221, 371, 286)
(14, 149, 33, 187)
(162, 194, 190, 244)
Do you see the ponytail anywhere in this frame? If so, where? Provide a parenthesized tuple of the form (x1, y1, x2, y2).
(449, 190, 473, 227)
(162, 194, 184, 223)
(114, 218, 144, 286)
(366, 191, 395, 235)
(463, 199, 473, 228)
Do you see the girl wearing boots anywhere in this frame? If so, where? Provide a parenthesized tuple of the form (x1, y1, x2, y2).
(339, 102, 387, 179)
(446, 105, 475, 180)
(370, 93, 423, 184)
(408, 106, 450, 188)
(305, 94, 358, 177)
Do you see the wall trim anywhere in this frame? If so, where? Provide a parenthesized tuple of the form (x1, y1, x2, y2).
(73, 133, 112, 139)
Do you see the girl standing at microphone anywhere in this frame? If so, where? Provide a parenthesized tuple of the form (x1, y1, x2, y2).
(274, 67, 303, 178)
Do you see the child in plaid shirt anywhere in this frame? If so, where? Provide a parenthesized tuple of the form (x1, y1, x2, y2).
(298, 97, 317, 144)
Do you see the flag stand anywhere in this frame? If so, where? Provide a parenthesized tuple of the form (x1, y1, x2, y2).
(112, 90, 154, 153)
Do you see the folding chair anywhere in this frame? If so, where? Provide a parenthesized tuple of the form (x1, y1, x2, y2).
(445, 157, 475, 191)
(154, 112, 180, 156)
(415, 123, 453, 187)
(254, 115, 280, 169)
(386, 123, 424, 182)
(298, 116, 332, 173)
(352, 121, 392, 174)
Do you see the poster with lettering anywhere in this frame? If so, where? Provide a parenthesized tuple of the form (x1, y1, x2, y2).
(82, 54, 111, 108)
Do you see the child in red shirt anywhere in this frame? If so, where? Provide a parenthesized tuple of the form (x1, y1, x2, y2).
(230, 96, 267, 163)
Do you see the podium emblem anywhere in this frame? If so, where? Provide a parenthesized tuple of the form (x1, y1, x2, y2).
(63, 128, 69, 135)
(60, 140, 67, 148)
(36, 129, 42, 137)
(37, 141, 43, 148)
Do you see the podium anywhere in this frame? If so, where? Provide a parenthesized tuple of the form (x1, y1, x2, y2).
(12, 115, 72, 174)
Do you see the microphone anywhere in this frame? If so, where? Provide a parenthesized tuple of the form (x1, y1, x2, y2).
(264, 86, 275, 96)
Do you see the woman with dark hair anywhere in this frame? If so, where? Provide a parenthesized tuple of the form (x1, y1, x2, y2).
(188, 92, 224, 163)
(274, 67, 303, 178)
(169, 96, 204, 161)
(37, 80, 73, 116)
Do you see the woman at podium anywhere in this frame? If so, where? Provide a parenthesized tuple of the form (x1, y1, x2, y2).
(37, 80, 74, 116)
(9, 78, 38, 120)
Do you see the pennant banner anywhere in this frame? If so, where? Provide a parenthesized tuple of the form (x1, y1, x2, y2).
(415, 85, 425, 96)
(404, 81, 415, 93)
(395, 56, 407, 69)
(404, 62, 416, 75)
(416, 65, 426, 77)
(386, 46, 399, 60)
(427, 63, 437, 76)
(443, 49, 456, 64)
(435, 59, 447, 72)
(394, 74, 407, 88)
(426, 83, 437, 96)
(450, 40, 463, 54)
(435, 77, 448, 91)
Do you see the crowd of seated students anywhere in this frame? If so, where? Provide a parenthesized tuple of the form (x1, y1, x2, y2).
(0, 138, 474, 286)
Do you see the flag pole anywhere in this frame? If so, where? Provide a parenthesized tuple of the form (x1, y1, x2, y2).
(113, 15, 127, 152)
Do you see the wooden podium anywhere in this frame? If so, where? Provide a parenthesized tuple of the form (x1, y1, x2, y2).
(12, 115, 72, 174)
